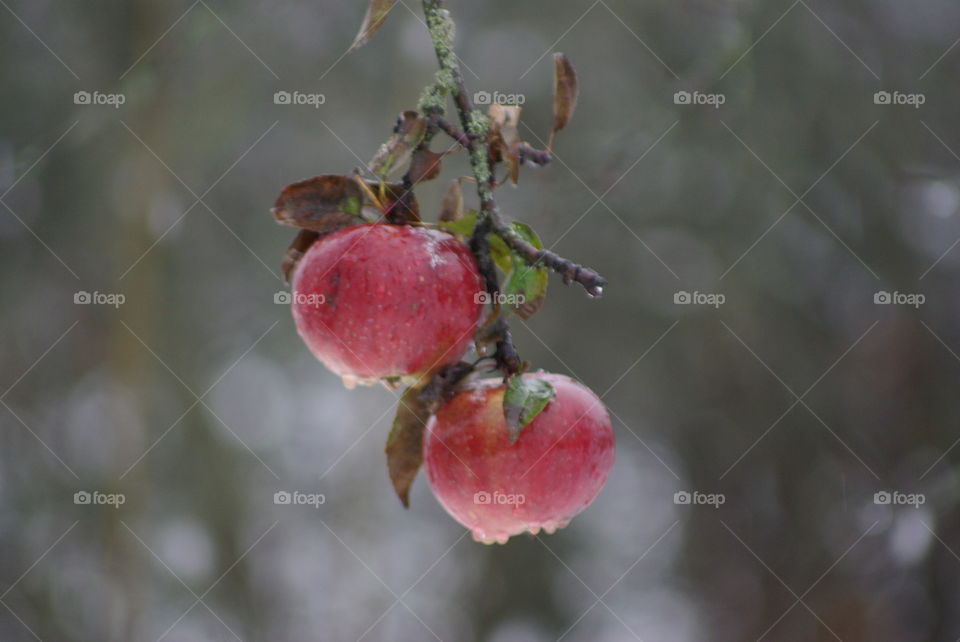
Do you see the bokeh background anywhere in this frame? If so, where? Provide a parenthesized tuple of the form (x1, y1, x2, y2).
(3, 1, 960, 640)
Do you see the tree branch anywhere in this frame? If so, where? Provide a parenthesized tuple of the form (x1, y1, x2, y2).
(420, 0, 606, 298)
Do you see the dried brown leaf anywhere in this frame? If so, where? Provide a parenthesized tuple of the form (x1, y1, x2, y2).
(366, 180, 420, 223)
(438, 179, 464, 222)
(488, 104, 523, 184)
(369, 111, 427, 179)
(408, 148, 444, 185)
(272, 175, 364, 232)
(281, 229, 320, 283)
(350, 0, 395, 51)
(385, 387, 432, 507)
(550, 53, 578, 145)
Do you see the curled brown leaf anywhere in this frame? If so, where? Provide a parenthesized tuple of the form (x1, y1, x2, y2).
(369, 111, 427, 178)
(281, 229, 321, 283)
(272, 175, 364, 231)
(550, 53, 578, 148)
(438, 178, 464, 222)
(408, 148, 444, 185)
(350, 0, 395, 52)
(385, 387, 432, 507)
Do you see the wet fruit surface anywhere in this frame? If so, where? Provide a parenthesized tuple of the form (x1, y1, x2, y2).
(424, 372, 614, 543)
(291, 223, 484, 384)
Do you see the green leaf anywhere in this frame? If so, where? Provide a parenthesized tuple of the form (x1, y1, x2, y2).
(342, 196, 362, 216)
(350, 0, 395, 52)
(385, 387, 432, 508)
(503, 376, 556, 443)
(503, 223, 548, 319)
(487, 233, 512, 274)
(438, 210, 477, 239)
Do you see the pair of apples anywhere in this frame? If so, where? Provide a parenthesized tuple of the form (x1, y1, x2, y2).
(289, 223, 614, 544)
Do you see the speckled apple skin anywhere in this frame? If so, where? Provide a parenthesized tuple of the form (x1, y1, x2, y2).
(424, 373, 614, 544)
(291, 224, 484, 382)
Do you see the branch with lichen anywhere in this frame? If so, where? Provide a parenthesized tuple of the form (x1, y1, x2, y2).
(420, 0, 607, 299)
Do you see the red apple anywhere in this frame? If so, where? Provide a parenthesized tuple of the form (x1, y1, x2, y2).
(290, 223, 484, 386)
(423, 372, 614, 544)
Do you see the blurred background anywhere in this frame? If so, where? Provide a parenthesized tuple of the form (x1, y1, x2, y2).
(3, 0, 960, 640)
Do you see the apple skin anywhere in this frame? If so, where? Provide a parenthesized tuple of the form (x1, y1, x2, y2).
(423, 372, 614, 544)
(290, 223, 484, 385)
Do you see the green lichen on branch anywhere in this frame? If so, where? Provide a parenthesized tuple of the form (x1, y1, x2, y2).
(466, 111, 492, 191)
(418, 68, 455, 114)
(419, 0, 606, 299)
(418, 83, 445, 114)
(424, 6, 458, 76)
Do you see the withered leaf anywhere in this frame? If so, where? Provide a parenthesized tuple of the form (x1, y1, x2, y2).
(366, 180, 421, 223)
(438, 178, 464, 223)
(503, 375, 556, 443)
(408, 148, 444, 185)
(385, 387, 433, 507)
(488, 104, 522, 184)
(272, 175, 364, 232)
(281, 229, 320, 283)
(350, 0, 395, 52)
(550, 53, 578, 146)
(369, 111, 427, 179)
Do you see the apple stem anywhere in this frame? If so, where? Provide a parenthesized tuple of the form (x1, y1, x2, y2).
(420, 0, 607, 300)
